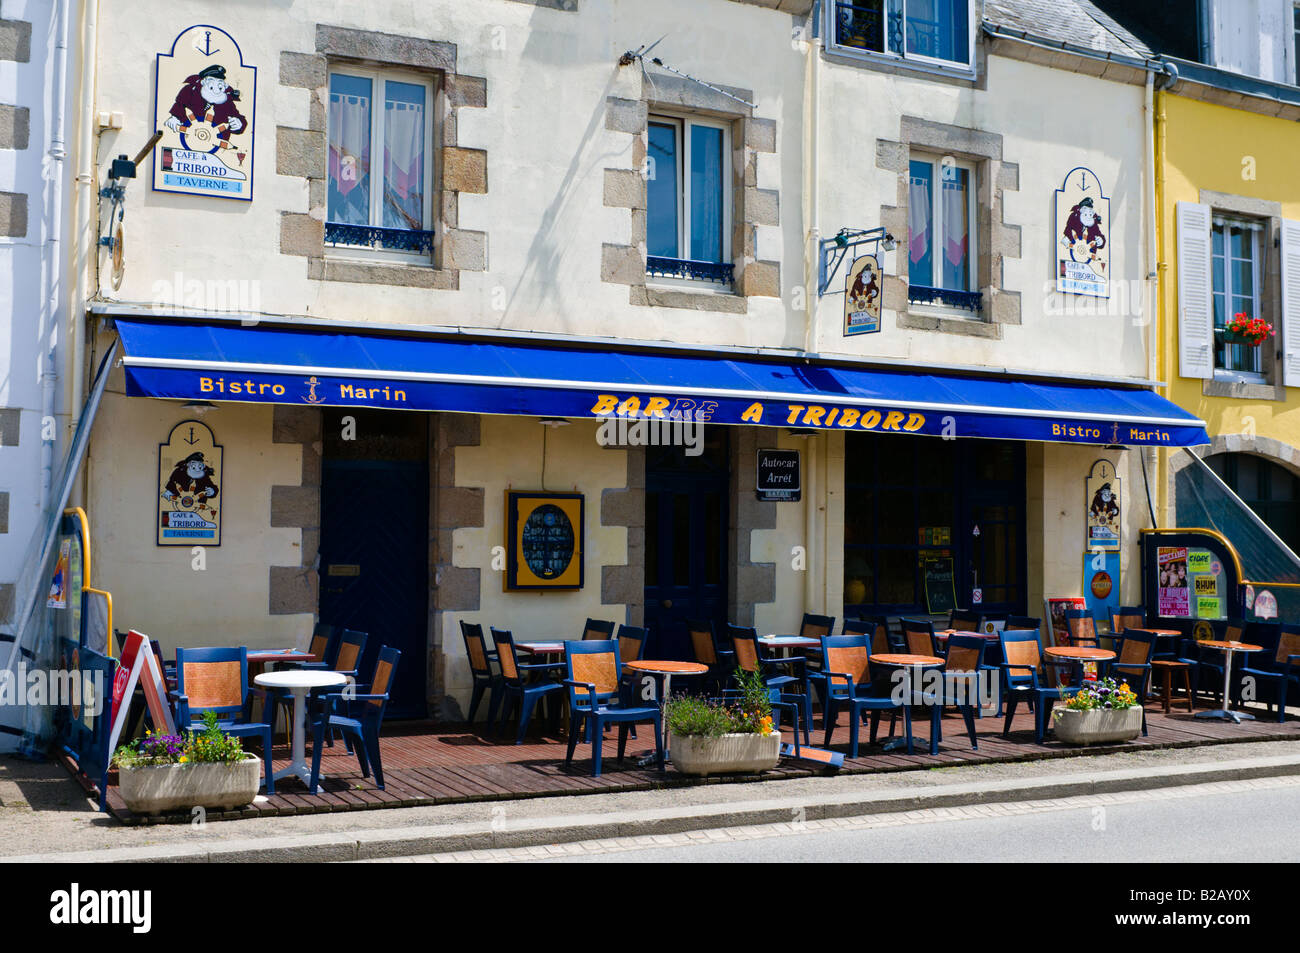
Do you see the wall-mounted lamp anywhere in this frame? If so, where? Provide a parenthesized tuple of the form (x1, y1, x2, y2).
(182, 400, 217, 416)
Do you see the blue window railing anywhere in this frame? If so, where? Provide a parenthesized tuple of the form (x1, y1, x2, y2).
(907, 284, 982, 312)
(645, 256, 734, 286)
(325, 222, 436, 255)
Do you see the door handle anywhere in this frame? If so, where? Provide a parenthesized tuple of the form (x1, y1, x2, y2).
(662, 599, 673, 609)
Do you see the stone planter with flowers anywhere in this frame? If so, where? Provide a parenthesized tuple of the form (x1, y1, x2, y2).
(664, 669, 782, 776)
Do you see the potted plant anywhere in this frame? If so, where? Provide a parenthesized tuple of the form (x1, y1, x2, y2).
(1051, 677, 1143, 745)
(1223, 312, 1273, 346)
(112, 711, 263, 815)
(665, 669, 782, 775)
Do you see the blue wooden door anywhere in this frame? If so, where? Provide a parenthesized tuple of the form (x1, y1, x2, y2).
(318, 411, 428, 719)
(642, 433, 730, 660)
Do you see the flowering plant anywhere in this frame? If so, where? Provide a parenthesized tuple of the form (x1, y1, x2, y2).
(663, 670, 778, 737)
(1226, 312, 1272, 345)
(1056, 676, 1138, 713)
(111, 711, 246, 768)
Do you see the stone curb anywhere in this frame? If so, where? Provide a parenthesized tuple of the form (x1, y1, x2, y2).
(11, 753, 1300, 863)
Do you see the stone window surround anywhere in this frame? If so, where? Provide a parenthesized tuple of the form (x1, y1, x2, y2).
(602, 72, 781, 314)
(1197, 189, 1285, 402)
(278, 25, 488, 291)
(877, 115, 1021, 339)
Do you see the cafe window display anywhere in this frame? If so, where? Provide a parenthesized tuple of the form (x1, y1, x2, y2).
(844, 433, 1025, 615)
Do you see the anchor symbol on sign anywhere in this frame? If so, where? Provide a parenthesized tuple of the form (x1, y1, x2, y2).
(302, 376, 327, 405)
(184, 426, 200, 446)
(1111, 422, 1119, 445)
(195, 30, 221, 57)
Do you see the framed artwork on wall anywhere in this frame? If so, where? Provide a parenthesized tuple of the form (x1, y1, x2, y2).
(505, 491, 584, 591)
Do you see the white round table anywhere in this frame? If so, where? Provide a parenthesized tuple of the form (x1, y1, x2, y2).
(254, 670, 347, 787)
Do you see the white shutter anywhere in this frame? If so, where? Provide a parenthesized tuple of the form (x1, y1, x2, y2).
(1176, 201, 1214, 380)
(1281, 218, 1300, 387)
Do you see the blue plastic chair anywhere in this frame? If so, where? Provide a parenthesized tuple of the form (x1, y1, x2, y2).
(817, 634, 906, 757)
(173, 646, 275, 794)
(277, 627, 368, 748)
(925, 634, 984, 752)
(562, 640, 663, 777)
(687, 618, 734, 692)
(1239, 625, 1300, 722)
(581, 618, 616, 640)
(492, 627, 564, 745)
(901, 617, 942, 657)
(998, 627, 1081, 744)
(308, 646, 400, 794)
(727, 625, 811, 744)
(1109, 628, 1158, 736)
(461, 620, 503, 725)
(616, 624, 649, 667)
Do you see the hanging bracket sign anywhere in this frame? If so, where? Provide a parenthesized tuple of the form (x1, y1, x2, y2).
(843, 254, 882, 336)
(757, 448, 801, 501)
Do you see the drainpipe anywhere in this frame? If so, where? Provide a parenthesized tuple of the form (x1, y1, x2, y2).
(68, 0, 99, 508)
(1143, 70, 1158, 528)
(1152, 62, 1177, 527)
(40, 0, 73, 514)
(804, 434, 819, 617)
(802, 0, 821, 356)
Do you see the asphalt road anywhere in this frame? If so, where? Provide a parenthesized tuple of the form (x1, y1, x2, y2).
(542, 777, 1300, 863)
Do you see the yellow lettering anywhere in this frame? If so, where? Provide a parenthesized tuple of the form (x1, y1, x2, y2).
(824, 408, 839, 427)
(803, 406, 826, 426)
(230, 381, 242, 394)
(394, 390, 405, 402)
(272, 385, 285, 396)
(644, 397, 670, 418)
(741, 402, 765, 423)
(341, 384, 355, 398)
(591, 394, 619, 416)
(200, 378, 213, 393)
(617, 396, 641, 417)
(861, 410, 882, 429)
(786, 405, 805, 424)
(904, 413, 925, 432)
(882, 411, 906, 431)
(838, 408, 860, 428)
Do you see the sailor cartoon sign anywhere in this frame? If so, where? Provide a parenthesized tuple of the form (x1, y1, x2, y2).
(158, 420, 224, 546)
(843, 254, 882, 336)
(1055, 168, 1110, 298)
(1085, 458, 1121, 552)
(153, 26, 256, 201)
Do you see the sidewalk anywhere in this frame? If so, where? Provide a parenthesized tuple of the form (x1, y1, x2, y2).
(5, 739, 1300, 862)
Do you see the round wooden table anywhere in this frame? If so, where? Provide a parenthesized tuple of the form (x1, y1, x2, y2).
(867, 654, 944, 751)
(1045, 646, 1115, 687)
(1194, 641, 1263, 723)
(623, 661, 709, 765)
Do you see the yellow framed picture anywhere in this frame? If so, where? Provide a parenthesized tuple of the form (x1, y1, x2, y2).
(505, 491, 584, 590)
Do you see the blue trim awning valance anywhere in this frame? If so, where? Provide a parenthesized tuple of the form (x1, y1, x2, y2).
(115, 320, 1209, 447)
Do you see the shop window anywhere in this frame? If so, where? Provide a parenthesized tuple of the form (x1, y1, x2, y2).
(1211, 216, 1264, 378)
(326, 68, 436, 260)
(829, 0, 974, 73)
(843, 433, 1024, 616)
(1206, 453, 1300, 553)
(907, 154, 980, 312)
(645, 115, 733, 287)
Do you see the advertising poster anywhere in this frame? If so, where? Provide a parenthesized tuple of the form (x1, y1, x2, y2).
(1157, 546, 1190, 617)
(1083, 550, 1120, 625)
(1046, 597, 1086, 648)
(1055, 167, 1110, 298)
(46, 539, 70, 609)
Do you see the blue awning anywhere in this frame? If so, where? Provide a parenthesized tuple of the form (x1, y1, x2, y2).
(115, 319, 1209, 446)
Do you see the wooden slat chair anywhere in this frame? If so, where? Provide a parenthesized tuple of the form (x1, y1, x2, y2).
(798, 613, 836, 673)
(460, 620, 503, 725)
(727, 625, 811, 744)
(308, 646, 400, 794)
(278, 627, 368, 748)
(901, 617, 940, 658)
(1110, 607, 1144, 637)
(997, 628, 1081, 744)
(616, 624, 649, 667)
(817, 634, 905, 757)
(924, 634, 984, 753)
(686, 618, 732, 692)
(1238, 624, 1300, 722)
(1109, 628, 1158, 736)
(492, 627, 564, 745)
(174, 646, 275, 794)
(581, 618, 616, 641)
(948, 609, 982, 632)
(1062, 610, 1100, 648)
(823, 619, 893, 714)
(562, 640, 663, 776)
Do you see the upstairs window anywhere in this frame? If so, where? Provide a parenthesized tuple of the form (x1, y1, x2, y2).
(646, 115, 733, 286)
(326, 68, 435, 259)
(907, 155, 979, 312)
(831, 0, 974, 72)
(1212, 216, 1264, 377)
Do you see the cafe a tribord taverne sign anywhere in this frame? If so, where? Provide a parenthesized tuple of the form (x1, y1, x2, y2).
(153, 25, 256, 200)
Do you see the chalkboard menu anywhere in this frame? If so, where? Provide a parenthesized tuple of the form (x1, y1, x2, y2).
(757, 449, 800, 501)
(923, 556, 957, 615)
